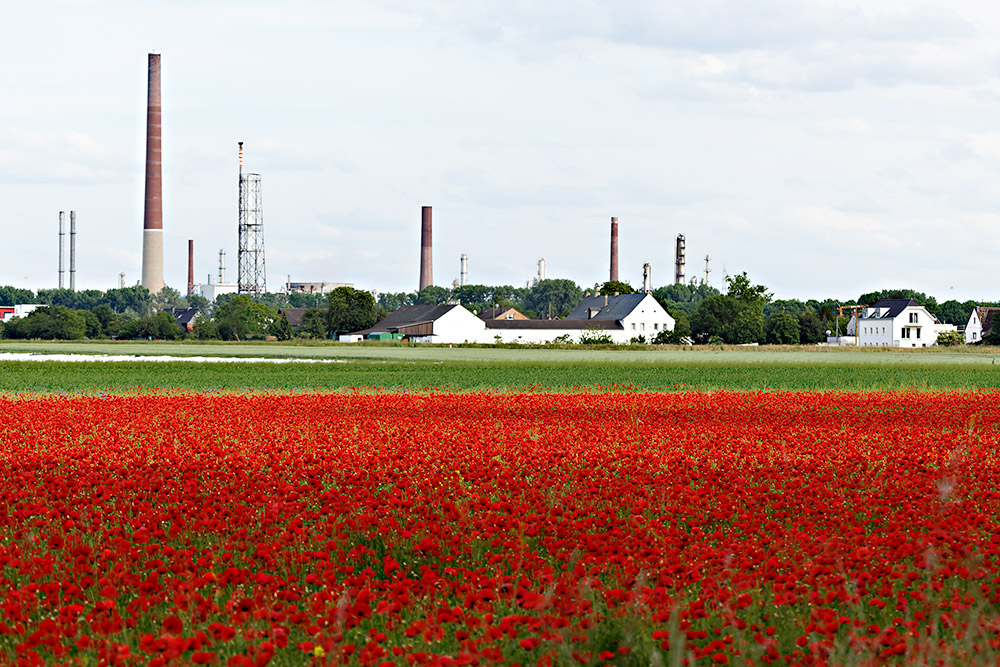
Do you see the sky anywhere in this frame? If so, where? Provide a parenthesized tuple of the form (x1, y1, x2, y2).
(3, 0, 1000, 302)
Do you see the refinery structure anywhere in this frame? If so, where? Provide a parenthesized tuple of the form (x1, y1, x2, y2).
(47, 52, 710, 301)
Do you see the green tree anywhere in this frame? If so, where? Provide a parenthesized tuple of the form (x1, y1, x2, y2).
(214, 295, 277, 340)
(193, 319, 220, 340)
(936, 300, 977, 326)
(92, 305, 119, 338)
(599, 280, 636, 295)
(301, 309, 330, 339)
(3, 306, 86, 340)
(766, 311, 800, 345)
(0, 285, 35, 306)
(415, 286, 451, 305)
(377, 291, 415, 314)
(725, 272, 772, 306)
(524, 279, 583, 319)
(81, 310, 102, 339)
(327, 287, 377, 335)
(269, 313, 293, 341)
(152, 286, 185, 312)
(936, 330, 965, 347)
(798, 312, 827, 344)
(725, 306, 765, 344)
(690, 295, 741, 343)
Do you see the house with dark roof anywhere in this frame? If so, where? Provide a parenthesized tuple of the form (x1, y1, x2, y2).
(169, 308, 200, 333)
(854, 299, 957, 347)
(478, 292, 674, 344)
(340, 293, 676, 345)
(965, 307, 1000, 344)
(276, 308, 309, 330)
(342, 304, 488, 343)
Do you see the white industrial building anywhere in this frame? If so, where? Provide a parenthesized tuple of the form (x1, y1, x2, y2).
(0, 304, 41, 323)
(342, 293, 674, 344)
(854, 298, 957, 347)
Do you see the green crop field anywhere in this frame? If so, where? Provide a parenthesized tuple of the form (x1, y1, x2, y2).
(2, 340, 1000, 393)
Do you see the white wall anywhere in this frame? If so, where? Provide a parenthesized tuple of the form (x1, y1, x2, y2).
(859, 305, 957, 348)
(966, 310, 982, 344)
(619, 294, 675, 341)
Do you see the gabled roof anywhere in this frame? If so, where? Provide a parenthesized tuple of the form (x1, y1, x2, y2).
(478, 306, 528, 320)
(277, 308, 309, 328)
(977, 307, 1000, 336)
(169, 308, 199, 327)
(864, 299, 919, 319)
(564, 293, 648, 321)
(351, 304, 462, 335)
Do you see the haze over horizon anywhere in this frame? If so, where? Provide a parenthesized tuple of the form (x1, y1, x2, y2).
(3, 0, 1000, 303)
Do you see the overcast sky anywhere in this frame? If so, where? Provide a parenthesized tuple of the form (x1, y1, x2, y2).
(3, 0, 1000, 302)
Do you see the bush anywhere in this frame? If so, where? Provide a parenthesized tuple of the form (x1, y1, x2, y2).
(936, 330, 965, 347)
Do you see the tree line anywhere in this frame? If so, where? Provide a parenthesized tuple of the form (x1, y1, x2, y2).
(0, 279, 994, 344)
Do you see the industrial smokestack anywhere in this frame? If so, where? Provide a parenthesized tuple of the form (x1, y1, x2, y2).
(58, 211, 65, 289)
(141, 53, 165, 294)
(187, 240, 195, 297)
(675, 234, 686, 285)
(538, 258, 546, 282)
(219, 249, 226, 284)
(460, 253, 468, 287)
(643, 263, 651, 293)
(419, 206, 433, 291)
(69, 211, 76, 291)
(610, 217, 619, 282)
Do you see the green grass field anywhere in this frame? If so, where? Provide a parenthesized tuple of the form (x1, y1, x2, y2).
(3, 340, 1000, 392)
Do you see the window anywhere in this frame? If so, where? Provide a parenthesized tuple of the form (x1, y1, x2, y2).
(631, 323, 636, 330)
(909, 313, 918, 323)
(902, 328, 910, 339)
(640, 323, 645, 331)
(505, 313, 514, 320)
(974, 332, 978, 340)
(882, 328, 886, 334)
(653, 323, 659, 330)
(916, 328, 920, 339)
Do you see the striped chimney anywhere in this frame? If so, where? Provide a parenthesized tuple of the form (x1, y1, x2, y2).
(141, 53, 164, 294)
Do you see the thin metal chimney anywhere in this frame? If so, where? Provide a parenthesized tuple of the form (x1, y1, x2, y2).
(58, 211, 65, 289)
(460, 253, 468, 287)
(704, 255, 711, 286)
(675, 234, 686, 285)
(69, 210, 76, 291)
(141, 53, 165, 294)
(610, 217, 619, 282)
(219, 249, 226, 284)
(419, 206, 433, 291)
(187, 240, 195, 297)
(643, 263, 652, 293)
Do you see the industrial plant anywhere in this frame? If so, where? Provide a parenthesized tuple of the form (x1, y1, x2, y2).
(44, 52, 714, 325)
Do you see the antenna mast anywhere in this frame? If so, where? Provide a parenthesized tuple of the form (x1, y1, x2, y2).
(237, 141, 266, 295)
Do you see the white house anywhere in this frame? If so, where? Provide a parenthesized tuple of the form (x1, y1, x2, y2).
(856, 299, 957, 348)
(559, 293, 674, 343)
(348, 304, 489, 344)
(344, 292, 675, 345)
(965, 307, 1000, 344)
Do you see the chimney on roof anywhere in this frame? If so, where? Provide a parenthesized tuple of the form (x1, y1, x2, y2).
(604, 295, 608, 307)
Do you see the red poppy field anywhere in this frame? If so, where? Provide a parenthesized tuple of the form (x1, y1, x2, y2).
(1, 391, 999, 666)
